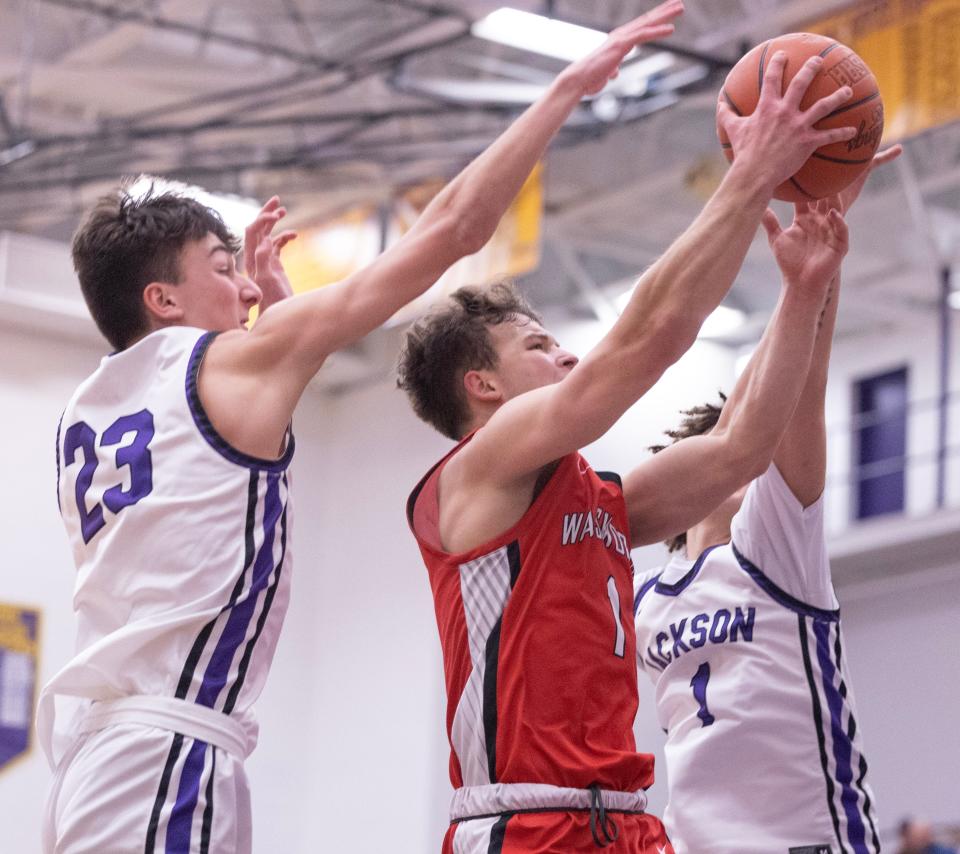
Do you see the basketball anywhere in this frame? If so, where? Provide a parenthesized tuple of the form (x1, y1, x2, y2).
(717, 32, 884, 203)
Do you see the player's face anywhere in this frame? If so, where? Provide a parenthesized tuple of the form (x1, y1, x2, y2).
(487, 316, 578, 400)
(173, 233, 263, 331)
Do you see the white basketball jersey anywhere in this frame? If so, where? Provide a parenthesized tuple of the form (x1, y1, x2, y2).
(39, 327, 294, 767)
(634, 465, 879, 854)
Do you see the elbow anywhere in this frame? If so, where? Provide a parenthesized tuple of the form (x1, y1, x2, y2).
(719, 430, 774, 485)
(435, 209, 492, 259)
(643, 308, 701, 371)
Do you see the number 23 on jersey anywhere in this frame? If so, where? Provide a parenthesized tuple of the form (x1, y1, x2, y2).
(61, 409, 155, 544)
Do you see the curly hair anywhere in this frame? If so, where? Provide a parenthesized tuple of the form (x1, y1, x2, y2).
(650, 392, 727, 553)
(396, 281, 540, 440)
(72, 183, 239, 350)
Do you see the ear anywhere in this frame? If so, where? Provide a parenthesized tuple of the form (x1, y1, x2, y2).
(462, 369, 502, 404)
(142, 282, 184, 323)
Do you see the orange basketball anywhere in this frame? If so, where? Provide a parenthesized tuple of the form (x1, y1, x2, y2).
(717, 32, 884, 203)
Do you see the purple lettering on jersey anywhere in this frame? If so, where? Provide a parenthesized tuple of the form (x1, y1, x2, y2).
(688, 613, 709, 648)
(101, 409, 154, 513)
(670, 619, 691, 657)
(708, 609, 731, 643)
(63, 421, 105, 544)
(62, 411, 156, 545)
(689, 662, 716, 727)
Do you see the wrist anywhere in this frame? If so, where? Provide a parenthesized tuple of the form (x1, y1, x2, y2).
(723, 160, 777, 208)
(551, 66, 592, 103)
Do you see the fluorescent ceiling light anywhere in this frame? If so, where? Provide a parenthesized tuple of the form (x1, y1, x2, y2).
(615, 288, 746, 339)
(127, 175, 261, 239)
(472, 8, 608, 62)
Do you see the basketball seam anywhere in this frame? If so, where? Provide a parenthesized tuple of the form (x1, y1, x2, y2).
(811, 152, 873, 165)
(721, 89, 743, 117)
(819, 42, 840, 58)
(789, 176, 817, 199)
(757, 42, 769, 95)
(823, 90, 880, 120)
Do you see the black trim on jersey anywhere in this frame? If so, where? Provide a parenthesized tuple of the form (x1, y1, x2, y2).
(732, 543, 840, 622)
(482, 541, 522, 784)
(185, 332, 295, 472)
(175, 471, 260, 700)
(483, 618, 503, 784)
(798, 616, 845, 852)
(654, 543, 725, 596)
(145, 732, 185, 852)
(406, 454, 444, 528)
(200, 747, 216, 854)
(223, 480, 290, 714)
(487, 813, 512, 854)
(595, 470, 623, 489)
(834, 631, 881, 851)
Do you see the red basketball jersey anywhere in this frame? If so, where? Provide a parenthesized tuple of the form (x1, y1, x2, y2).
(407, 436, 652, 792)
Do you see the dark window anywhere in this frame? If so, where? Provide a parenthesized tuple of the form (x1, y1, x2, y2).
(854, 367, 908, 519)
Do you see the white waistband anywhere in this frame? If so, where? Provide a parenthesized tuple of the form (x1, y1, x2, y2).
(450, 783, 648, 821)
(79, 695, 253, 759)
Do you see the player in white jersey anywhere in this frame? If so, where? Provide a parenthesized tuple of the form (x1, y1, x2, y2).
(37, 9, 690, 850)
(633, 148, 900, 854)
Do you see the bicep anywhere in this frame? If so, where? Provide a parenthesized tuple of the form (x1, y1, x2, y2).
(623, 434, 744, 548)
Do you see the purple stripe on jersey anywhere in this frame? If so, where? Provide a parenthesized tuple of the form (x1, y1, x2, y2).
(165, 739, 209, 854)
(185, 332, 295, 473)
(55, 412, 64, 513)
(653, 544, 725, 597)
(733, 544, 840, 622)
(633, 573, 661, 613)
(195, 472, 283, 710)
(813, 620, 869, 852)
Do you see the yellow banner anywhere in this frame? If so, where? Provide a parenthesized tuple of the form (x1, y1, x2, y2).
(809, 0, 960, 139)
(280, 164, 543, 323)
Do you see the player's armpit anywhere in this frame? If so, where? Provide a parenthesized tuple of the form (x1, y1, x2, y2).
(623, 432, 761, 548)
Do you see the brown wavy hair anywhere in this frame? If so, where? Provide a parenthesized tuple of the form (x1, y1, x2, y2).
(72, 184, 238, 350)
(650, 392, 727, 552)
(397, 281, 540, 440)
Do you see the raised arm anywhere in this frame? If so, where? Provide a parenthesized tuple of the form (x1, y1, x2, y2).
(623, 199, 849, 547)
(773, 145, 903, 505)
(201, 1, 685, 457)
(459, 51, 858, 488)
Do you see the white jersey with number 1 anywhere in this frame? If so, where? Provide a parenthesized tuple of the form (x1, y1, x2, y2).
(634, 464, 879, 854)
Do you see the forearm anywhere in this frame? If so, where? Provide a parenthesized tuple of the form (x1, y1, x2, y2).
(588, 161, 772, 393)
(258, 278, 294, 316)
(773, 273, 840, 503)
(717, 279, 827, 476)
(411, 74, 585, 251)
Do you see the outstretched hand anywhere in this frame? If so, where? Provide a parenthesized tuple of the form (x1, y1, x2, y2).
(561, 0, 683, 96)
(763, 198, 849, 294)
(243, 196, 297, 310)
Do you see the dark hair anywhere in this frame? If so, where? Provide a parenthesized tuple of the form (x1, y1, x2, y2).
(71, 184, 239, 350)
(397, 281, 541, 440)
(650, 392, 727, 553)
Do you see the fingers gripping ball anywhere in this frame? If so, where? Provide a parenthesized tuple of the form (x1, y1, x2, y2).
(718, 32, 883, 203)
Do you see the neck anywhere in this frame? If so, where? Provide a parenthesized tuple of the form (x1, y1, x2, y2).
(684, 517, 732, 559)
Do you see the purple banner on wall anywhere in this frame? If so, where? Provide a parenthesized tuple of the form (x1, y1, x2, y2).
(0, 604, 40, 772)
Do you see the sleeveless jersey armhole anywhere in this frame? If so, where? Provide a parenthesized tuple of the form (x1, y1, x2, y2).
(185, 331, 295, 472)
